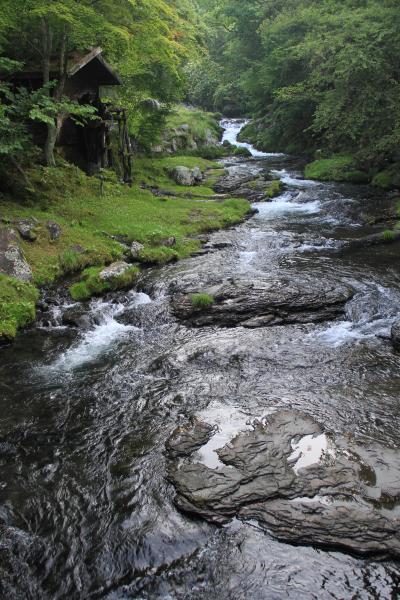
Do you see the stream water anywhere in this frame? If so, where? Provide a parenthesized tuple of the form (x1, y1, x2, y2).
(1, 120, 400, 599)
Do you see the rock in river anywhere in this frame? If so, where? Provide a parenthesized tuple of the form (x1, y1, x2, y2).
(391, 320, 400, 351)
(166, 410, 400, 558)
(172, 277, 353, 328)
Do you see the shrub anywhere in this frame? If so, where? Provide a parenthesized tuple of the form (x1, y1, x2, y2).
(233, 146, 252, 157)
(190, 293, 214, 309)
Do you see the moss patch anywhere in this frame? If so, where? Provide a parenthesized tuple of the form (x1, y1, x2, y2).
(190, 293, 214, 309)
(137, 246, 178, 265)
(0, 274, 39, 340)
(305, 156, 370, 183)
(70, 265, 140, 301)
(264, 179, 283, 199)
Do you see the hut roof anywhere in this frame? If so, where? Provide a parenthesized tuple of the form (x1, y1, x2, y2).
(7, 47, 122, 86)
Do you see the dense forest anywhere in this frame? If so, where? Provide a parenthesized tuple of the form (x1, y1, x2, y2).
(189, 0, 400, 176)
(1, 0, 400, 175)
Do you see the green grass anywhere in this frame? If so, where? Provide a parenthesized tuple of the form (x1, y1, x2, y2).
(135, 156, 220, 196)
(59, 248, 93, 273)
(382, 229, 396, 242)
(137, 246, 178, 265)
(0, 157, 251, 337)
(0, 158, 249, 288)
(304, 156, 370, 183)
(70, 265, 140, 301)
(0, 274, 39, 340)
(190, 293, 214, 309)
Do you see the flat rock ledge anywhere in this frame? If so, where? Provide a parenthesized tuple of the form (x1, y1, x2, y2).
(166, 411, 400, 559)
(172, 277, 353, 328)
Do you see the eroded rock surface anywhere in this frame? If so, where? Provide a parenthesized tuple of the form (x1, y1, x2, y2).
(172, 277, 353, 328)
(166, 410, 400, 558)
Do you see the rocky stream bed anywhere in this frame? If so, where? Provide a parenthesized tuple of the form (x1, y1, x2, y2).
(1, 119, 400, 599)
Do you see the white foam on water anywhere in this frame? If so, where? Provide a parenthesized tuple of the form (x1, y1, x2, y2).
(271, 169, 318, 188)
(313, 318, 393, 348)
(193, 402, 263, 470)
(43, 292, 151, 372)
(221, 119, 285, 158)
(254, 192, 320, 220)
(288, 433, 331, 475)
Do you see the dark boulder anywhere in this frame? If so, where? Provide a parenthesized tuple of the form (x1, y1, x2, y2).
(62, 305, 92, 329)
(172, 277, 353, 328)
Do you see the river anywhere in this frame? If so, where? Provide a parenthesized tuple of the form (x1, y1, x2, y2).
(1, 119, 400, 599)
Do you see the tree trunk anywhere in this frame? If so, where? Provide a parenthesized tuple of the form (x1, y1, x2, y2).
(44, 123, 58, 167)
(41, 20, 69, 166)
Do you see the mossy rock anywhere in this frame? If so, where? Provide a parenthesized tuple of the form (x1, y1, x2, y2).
(264, 179, 283, 199)
(305, 156, 370, 183)
(70, 264, 140, 301)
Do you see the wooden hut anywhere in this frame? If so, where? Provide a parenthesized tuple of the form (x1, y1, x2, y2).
(7, 48, 132, 180)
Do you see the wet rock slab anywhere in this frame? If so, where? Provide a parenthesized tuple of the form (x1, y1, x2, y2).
(166, 411, 400, 558)
(172, 277, 353, 328)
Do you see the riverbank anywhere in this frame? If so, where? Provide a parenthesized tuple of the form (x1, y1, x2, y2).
(238, 120, 400, 190)
(0, 155, 250, 342)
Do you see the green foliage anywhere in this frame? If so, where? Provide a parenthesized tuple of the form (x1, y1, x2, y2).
(0, 274, 39, 340)
(372, 164, 400, 189)
(193, 0, 400, 164)
(304, 156, 370, 183)
(190, 292, 214, 309)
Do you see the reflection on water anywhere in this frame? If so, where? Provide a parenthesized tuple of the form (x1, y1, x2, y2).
(1, 119, 400, 599)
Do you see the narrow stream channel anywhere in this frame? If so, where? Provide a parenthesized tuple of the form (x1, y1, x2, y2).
(1, 120, 400, 599)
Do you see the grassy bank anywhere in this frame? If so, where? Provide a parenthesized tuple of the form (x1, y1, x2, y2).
(0, 156, 250, 340)
(304, 156, 370, 183)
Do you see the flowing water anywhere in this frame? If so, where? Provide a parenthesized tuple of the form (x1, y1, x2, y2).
(1, 119, 400, 599)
